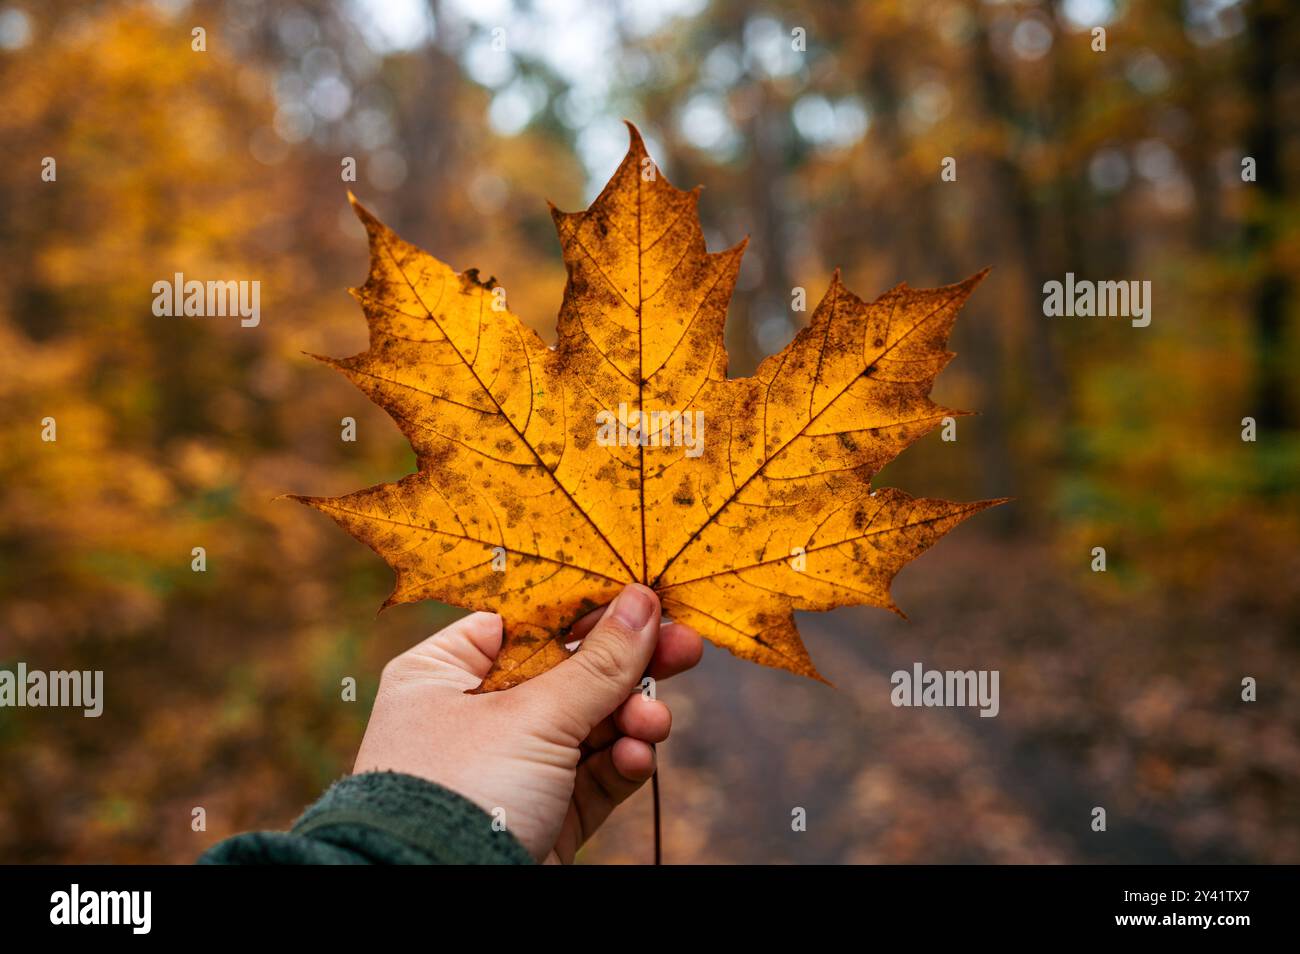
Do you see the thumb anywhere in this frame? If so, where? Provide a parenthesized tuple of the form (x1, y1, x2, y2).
(522, 584, 660, 740)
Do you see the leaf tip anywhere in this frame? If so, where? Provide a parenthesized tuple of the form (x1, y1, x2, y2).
(348, 192, 379, 228)
(887, 601, 911, 622)
(622, 118, 647, 154)
(548, 201, 566, 224)
(962, 266, 993, 292)
(303, 351, 346, 371)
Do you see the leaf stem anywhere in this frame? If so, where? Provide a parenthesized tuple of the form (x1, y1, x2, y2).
(651, 759, 662, 865)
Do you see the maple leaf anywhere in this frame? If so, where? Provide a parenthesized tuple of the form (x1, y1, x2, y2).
(294, 124, 1004, 691)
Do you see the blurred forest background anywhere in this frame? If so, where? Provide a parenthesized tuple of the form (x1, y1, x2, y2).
(1, 0, 1297, 863)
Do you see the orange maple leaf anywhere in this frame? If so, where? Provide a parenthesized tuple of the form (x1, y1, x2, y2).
(294, 124, 1004, 690)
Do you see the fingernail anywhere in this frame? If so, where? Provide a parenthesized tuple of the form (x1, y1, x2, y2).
(610, 585, 656, 629)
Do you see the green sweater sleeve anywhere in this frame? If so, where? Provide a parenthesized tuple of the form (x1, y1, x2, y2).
(198, 771, 535, 865)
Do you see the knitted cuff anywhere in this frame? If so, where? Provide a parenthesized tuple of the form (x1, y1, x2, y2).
(290, 770, 535, 865)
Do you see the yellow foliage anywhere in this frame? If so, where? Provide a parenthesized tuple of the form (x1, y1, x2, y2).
(297, 126, 1002, 688)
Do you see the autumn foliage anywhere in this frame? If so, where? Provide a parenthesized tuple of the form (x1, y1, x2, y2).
(1, 1, 1297, 865)
(299, 126, 1001, 689)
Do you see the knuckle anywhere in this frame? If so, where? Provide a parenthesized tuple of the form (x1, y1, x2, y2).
(379, 655, 411, 686)
(575, 637, 626, 683)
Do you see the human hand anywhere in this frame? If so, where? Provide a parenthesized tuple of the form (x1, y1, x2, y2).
(352, 583, 703, 863)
